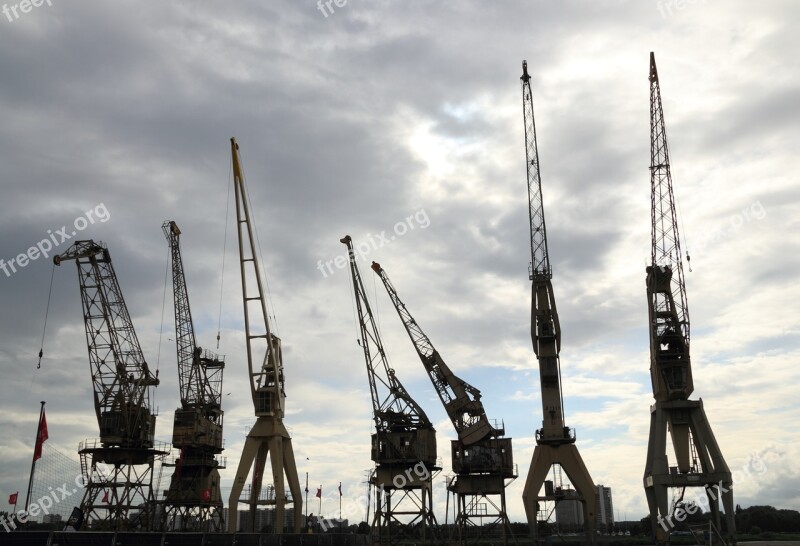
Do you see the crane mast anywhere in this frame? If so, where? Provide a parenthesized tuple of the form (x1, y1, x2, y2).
(646, 53, 693, 402)
(54, 240, 166, 530)
(371, 261, 516, 545)
(227, 138, 302, 533)
(643, 52, 735, 545)
(518, 60, 597, 545)
(341, 236, 438, 545)
(162, 220, 225, 531)
(522, 60, 566, 439)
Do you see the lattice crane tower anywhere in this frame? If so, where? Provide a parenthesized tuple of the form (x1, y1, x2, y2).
(162, 221, 226, 531)
(55, 241, 167, 530)
(643, 52, 735, 545)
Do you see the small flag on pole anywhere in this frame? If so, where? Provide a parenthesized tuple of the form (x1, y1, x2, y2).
(102, 491, 110, 504)
(33, 410, 49, 461)
(8, 492, 18, 505)
(338, 482, 342, 496)
(315, 487, 322, 498)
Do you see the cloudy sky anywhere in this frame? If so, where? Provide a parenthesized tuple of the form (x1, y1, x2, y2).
(1, 0, 798, 526)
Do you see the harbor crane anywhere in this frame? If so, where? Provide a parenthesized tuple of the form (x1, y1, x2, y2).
(371, 261, 516, 545)
(517, 60, 597, 545)
(55, 240, 167, 530)
(341, 236, 439, 545)
(227, 138, 302, 533)
(162, 220, 225, 531)
(643, 52, 735, 545)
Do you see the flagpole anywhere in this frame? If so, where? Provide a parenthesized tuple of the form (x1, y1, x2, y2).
(339, 482, 342, 531)
(23, 401, 45, 523)
(318, 484, 322, 522)
(304, 471, 309, 533)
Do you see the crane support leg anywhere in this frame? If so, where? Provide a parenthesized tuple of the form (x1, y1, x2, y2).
(228, 432, 262, 532)
(278, 435, 303, 532)
(523, 444, 596, 545)
(227, 418, 303, 534)
(644, 400, 735, 545)
(267, 435, 303, 533)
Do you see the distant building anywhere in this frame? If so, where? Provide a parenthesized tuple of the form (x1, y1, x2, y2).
(595, 485, 614, 531)
(554, 485, 614, 532)
(554, 485, 584, 530)
(555, 498, 584, 528)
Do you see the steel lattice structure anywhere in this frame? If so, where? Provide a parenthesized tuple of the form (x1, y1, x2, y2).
(55, 240, 166, 530)
(341, 236, 438, 546)
(643, 52, 736, 546)
(372, 261, 516, 546)
(162, 221, 225, 531)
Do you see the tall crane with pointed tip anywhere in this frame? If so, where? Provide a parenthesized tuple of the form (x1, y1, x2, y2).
(517, 60, 597, 545)
(341, 236, 438, 545)
(227, 138, 302, 533)
(643, 52, 735, 545)
(54, 240, 167, 530)
(371, 261, 516, 545)
(162, 220, 225, 531)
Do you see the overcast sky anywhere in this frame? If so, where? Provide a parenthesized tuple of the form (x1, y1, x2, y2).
(1, 0, 798, 526)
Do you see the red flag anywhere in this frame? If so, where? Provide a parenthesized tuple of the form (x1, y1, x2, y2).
(102, 491, 110, 503)
(201, 489, 211, 502)
(315, 487, 321, 498)
(8, 492, 18, 505)
(33, 410, 48, 461)
(338, 482, 342, 496)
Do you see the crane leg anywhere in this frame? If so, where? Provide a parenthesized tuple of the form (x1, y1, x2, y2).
(522, 445, 551, 539)
(281, 436, 303, 533)
(228, 435, 261, 532)
(268, 436, 285, 533)
(524, 444, 596, 545)
(252, 442, 270, 531)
